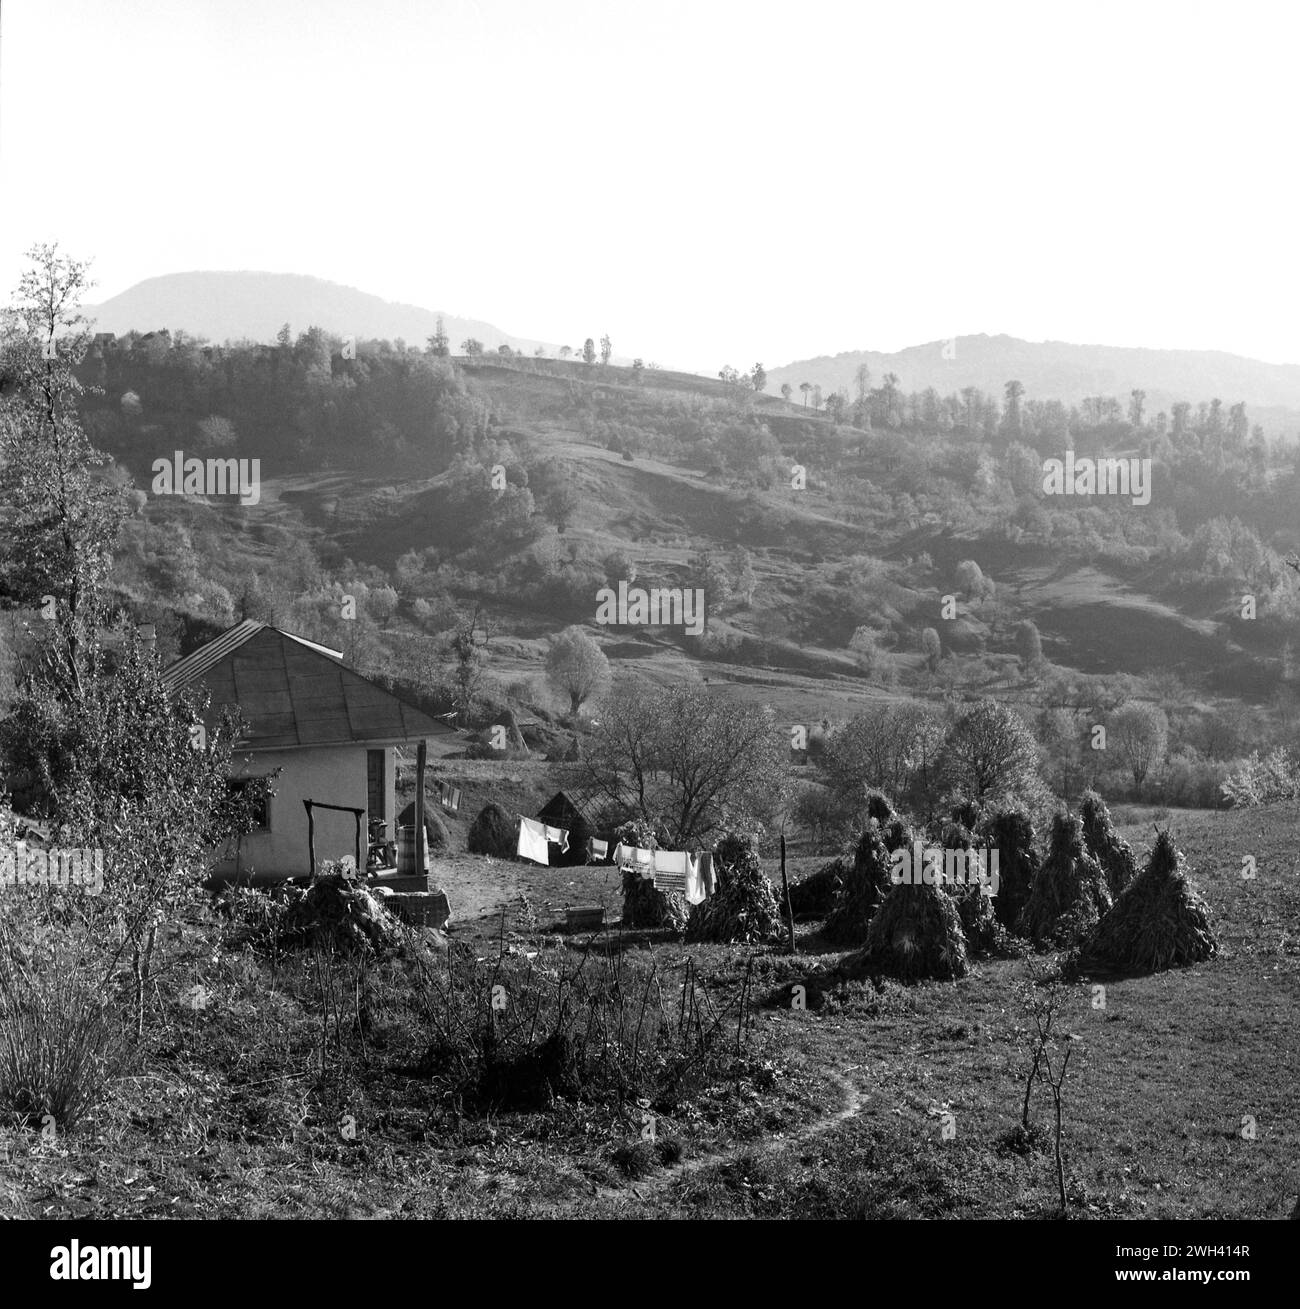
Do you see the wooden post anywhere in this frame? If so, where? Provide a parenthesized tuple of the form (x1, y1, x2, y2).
(353, 812, 362, 873)
(780, 833, 795, 953)
(304, 800, 316, 879)
(414, 739, 428, 877)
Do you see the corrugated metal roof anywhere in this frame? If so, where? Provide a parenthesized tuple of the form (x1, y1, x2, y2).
(163, 622, 453, 749)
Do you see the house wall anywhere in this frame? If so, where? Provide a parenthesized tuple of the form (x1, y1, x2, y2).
(213, 743, 398, 882)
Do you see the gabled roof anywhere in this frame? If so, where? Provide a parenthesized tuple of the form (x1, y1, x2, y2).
(164, 622, 453, 750)
(537, 789, 600, 825)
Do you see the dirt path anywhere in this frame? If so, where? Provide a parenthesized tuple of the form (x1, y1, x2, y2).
(574, 1064, 867, 1212)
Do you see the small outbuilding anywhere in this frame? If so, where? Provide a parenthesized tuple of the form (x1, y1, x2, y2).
(535, 789, 599, 867)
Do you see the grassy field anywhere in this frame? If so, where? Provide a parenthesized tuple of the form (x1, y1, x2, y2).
(1, 801, 1295, 1220)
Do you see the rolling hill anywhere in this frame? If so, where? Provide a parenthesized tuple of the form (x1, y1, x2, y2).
(768, 334, 1300, 437)
(84, 271, 561, 356)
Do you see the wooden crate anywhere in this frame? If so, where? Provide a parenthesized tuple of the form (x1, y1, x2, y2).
(386, 889, 451, 929)
(566, 905, 605, 932)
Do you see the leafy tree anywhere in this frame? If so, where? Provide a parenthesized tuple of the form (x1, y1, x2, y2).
(582, 681, 786, 843)
(0, 244, 123, 697)
(1015, 619, 1044, 676)
(582, 338, 597, 365)
(1128, 388, 1145, 428)
(631, 358, 644, 382)
(460, 338, 484, 356)
(1002, 380, 1025, 436)
(428, 316, 450, 356)
(599, 333, 612, 365)
(780, 382, 793, 402)
(1109, 701, 1168, 785)
(818, 701, 944, 808)
(545, 625, 610, 715)
(956, 558, 995, 602)
(730, 547, 757, 607)
(446, 616, 485, 712)
(939, 700, 1042, 810)
(367, 584, 399, 626)
(853, 363, 872, 426)
(799, 381, 811, 408)
(527, 458, 580, 533)
(921, 626, 942, 672)
(559, 345, 573, 360)
(751, 362, 767, 392)
(196, 414, 237, 451)
(848, 625, 879, 672)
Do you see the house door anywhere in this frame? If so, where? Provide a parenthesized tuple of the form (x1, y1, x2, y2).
(367, 750, 386, 822)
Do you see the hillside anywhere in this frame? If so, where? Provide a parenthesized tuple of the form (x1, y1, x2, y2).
(85, 271, 561, 355)
(60, 334, 1300, 822)
(768, 334, 1300, 438)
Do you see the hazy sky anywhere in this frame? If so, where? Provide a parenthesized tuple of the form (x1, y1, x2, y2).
(1, 0, 1295, 373)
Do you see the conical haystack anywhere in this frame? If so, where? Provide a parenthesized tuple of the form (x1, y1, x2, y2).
(979, 807, 1039, 931)
(684, 832, 783, 944)
(1017, 811, 1112, 946)
(846, 881, 969, 981)
(933, 820, 1003, 956)
(1081, 830, 1217, 972)
(787, 855, 847, 918)
(953, 882, 1003, 955)
(1080, 790, 1138, 899)
(621, 868, 689, 931)
(821, 822, 895, 945)
(467, 802, 516, 858)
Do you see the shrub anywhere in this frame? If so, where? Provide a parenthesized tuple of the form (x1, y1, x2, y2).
(1220, 747, 1300, 807)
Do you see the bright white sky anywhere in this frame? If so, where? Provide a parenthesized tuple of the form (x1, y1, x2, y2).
(1, 0, 1297, 373)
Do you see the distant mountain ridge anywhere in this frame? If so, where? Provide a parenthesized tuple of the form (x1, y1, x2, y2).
(85, 271, 562, 357)
(768, 334, 1300, 436)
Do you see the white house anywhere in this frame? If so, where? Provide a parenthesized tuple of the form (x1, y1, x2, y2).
(164, 620, 455, 882)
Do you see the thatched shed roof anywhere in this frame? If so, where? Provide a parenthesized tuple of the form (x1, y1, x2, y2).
(536, 790, 598, 828)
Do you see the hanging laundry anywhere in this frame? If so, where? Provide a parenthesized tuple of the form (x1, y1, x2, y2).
(652, 849, 688, 876)
(683, 853, 706, 905)
(698, 851, 716, 897)
(517, 816, 549, 865)
(589, 837, 609, 862)
(544, 824, 570, 853)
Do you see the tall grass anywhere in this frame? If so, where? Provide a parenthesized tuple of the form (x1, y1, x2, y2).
(410, 935, 758, 1114)
(0, 909, 130, 1131)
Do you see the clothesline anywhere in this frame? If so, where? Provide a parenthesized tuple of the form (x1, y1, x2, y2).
(516, 816, 571, 866)
(512, 821, 715, 904)
(613, 842, 714, 904)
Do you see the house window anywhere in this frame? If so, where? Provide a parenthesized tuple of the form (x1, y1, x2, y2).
(367, 749, 386, 821)
(227, 777, 270, 831)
